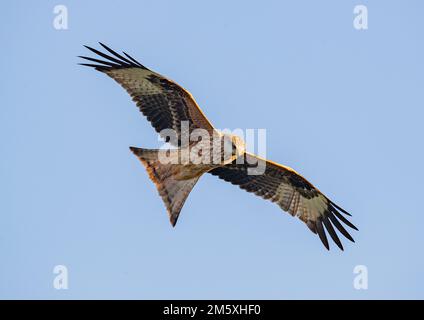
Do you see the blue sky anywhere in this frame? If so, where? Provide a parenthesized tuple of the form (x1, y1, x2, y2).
(1, 0, 423, 299)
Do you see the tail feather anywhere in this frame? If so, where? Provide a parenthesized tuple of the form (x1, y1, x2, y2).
(130, 147, 200, 226)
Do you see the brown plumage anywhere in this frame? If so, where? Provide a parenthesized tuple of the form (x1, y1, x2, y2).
(80, 43, 358, 250)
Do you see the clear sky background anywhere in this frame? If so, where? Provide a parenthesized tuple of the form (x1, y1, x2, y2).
(1, 0, 423, 299)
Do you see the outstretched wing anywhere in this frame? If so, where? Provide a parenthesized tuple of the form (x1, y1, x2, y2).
(209, 153, 357, 250)
(79, 43, 215, 146)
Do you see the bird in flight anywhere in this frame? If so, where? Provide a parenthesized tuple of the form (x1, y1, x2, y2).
(79, 43, 357, 250)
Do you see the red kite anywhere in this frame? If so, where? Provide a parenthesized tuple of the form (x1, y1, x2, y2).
(80, 43, 357, 250)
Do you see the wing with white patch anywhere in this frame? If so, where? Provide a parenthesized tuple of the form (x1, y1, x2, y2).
(209, 153, 358, 250)
(79, 43, 216, 146)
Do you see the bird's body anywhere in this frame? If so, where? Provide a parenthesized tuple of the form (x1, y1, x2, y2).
(80, 43, 358, 250)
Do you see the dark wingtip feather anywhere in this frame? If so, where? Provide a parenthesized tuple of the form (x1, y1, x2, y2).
(98, 42, 148, 70)
(332, 208, 358, 231)
(78, 63, 95, 67)
(328, 212, 355, 243)
(329, 200, 352, 216)
(78, 55, 121, 68)
(316, 219, 330, 250)
(322, 215, 344, 251)
(80, 43, 141, 70)
(98, 42, 134, 65)
(123, 51, 146, 69)
(83, 45, 99, 54)
(78, 63, 108, 72)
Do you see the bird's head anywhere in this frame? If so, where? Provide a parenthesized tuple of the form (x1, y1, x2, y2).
(222, 133, 246, 163)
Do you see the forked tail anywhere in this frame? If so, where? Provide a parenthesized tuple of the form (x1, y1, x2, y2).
(129, 147, 201, 226)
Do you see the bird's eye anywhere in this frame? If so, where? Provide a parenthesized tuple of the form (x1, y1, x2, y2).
(232, 143, 238, 156)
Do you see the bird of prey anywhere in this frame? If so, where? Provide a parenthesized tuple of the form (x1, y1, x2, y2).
(79, 43, 357, 250)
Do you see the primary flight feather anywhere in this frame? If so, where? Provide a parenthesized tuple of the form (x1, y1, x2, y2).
(80, 43, 358, 250)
